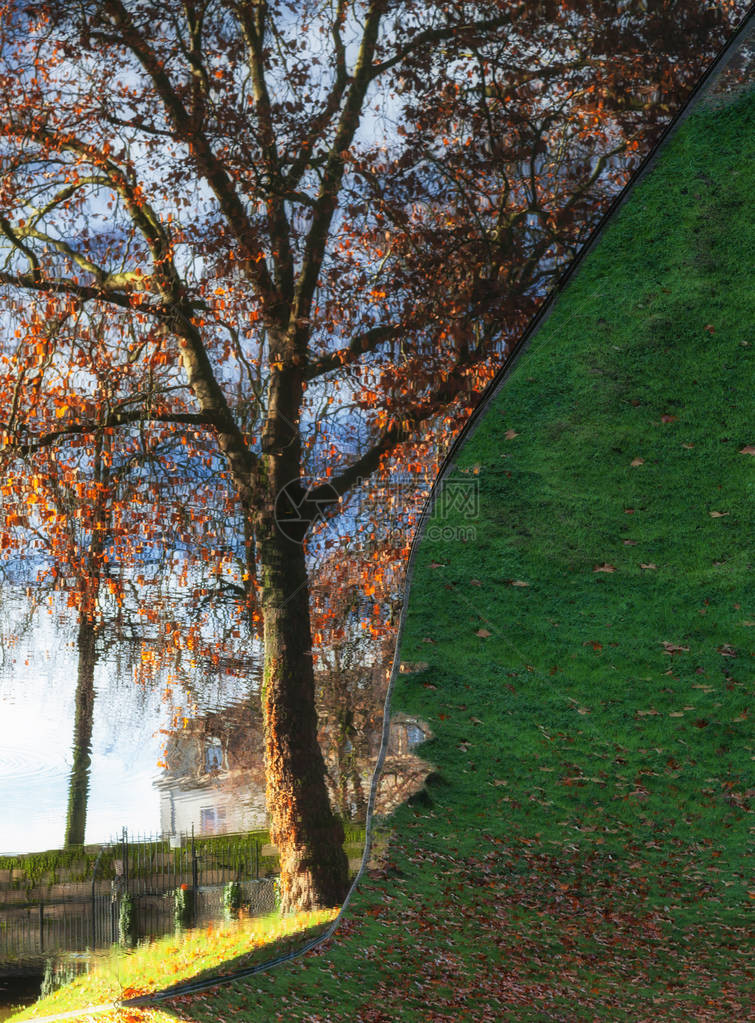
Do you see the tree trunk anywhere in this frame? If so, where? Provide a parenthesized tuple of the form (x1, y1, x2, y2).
(64, 617, 97, 847)
(257, 514, 349, 913)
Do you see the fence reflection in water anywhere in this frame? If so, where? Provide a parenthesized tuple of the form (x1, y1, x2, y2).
(0, 828, 275, 961)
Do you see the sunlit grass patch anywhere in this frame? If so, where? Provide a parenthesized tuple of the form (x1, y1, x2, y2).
(9, 908, 336, 1020)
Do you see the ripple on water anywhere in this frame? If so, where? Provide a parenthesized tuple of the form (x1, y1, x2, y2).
(0, 741, 69, 788)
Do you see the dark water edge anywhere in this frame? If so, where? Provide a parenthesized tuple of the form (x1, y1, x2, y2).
(0, 966, 43, 1020)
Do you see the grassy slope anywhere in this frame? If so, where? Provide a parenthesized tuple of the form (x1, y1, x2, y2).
(164, 88, 753, 1023)
(15, 86, 753, 1023)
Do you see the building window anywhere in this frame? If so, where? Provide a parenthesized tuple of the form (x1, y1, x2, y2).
(205, 737, 223, 771)
(406, 724, 426, 749)
(200, 805, 227, 835)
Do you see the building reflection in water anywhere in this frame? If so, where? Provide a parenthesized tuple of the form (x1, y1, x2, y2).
(156, 696, 431, 840)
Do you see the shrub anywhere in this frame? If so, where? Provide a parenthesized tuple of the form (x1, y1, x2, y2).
(223, 881, 243, 920)
(118, 893, 137, 947)
(174, 883, 194, 930)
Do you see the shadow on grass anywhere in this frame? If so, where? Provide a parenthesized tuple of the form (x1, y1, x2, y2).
(122, 919, 333, 1010)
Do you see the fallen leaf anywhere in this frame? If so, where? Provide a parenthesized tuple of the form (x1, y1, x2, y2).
(717, 644, 736, 657)
(704, 324, 715, 333)
(421, 636, 436, 644)
(399, 661, 430, 674)
(491, 779, 507, 787)
(630, 457, 644, 466)
(593, 563, 616, 573)
(681, 442, 694, 449)
(510, 579, 530, 587)
(662, 641, 689, 655)
(429, 561, 446, 569)
(640, 563, 657, 570)
(709, 510, 728, 518)
(623, 539, 638, 546)
(504, 429, 518, 440)
(739, 445, 755, 455)
(475, 628, 492, 638)
(669, 711, 685, 717)
(469, 578, 482, 586)
(470, 716, 483, 725)
(660, 414, 677, 423)
(624, 508, 635, 514)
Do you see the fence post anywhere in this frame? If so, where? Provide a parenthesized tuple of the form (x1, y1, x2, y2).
(91, 845, 105, 950)
(191, 824, 198, 925)
(39, 902, 44, 953)
(122, 828, 129, 892)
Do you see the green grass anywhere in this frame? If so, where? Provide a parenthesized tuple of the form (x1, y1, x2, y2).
(11, 87, 754, 1023)
(8, 909, 337, 1021)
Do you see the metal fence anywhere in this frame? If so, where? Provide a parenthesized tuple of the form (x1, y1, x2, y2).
(0, 897, 113, 959)
(0, 828, 275, 962)
(0, 881, 276, 960)
(108, 828, 268, 894)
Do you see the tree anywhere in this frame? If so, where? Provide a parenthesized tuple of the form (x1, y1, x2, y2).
(0, 0, 744, 911)
(0, 405, 176, 846)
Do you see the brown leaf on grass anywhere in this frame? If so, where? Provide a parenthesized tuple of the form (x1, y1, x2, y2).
(717, 644, 736, 657)
(491, 779, 508, 787)
(421, 636, 436, 644)
(510, 579, 530, 587)
(623, 539, 638, 546)
(662, 641, 690, 655)
(593, 563, 616, 572)
(660, 414, 677, 423)
(399, 661, 430, 674)
(739, 445, 755, 455)
(640, 563, 657, 570)
(682, 442, 695, 449)
(469, 578, 482, 586)
(630, 457, 645, 466)
(704, 324, 715, 333)
(709, 510, 728, 518)
(504, 429, 518, 440)
(475, 628, 492, 638)
(430, 561, 446, 569)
